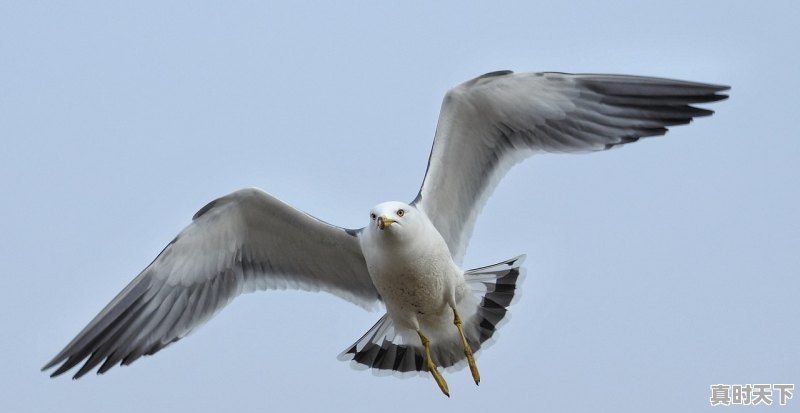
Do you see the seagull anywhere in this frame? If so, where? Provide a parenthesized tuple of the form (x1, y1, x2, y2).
(42, 70, 728, 396)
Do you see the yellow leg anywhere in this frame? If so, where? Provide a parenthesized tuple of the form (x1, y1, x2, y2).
(453, 309, 480, 385)
(417, 330, 450, 397)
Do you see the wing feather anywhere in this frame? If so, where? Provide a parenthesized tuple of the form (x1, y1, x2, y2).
(414, 71, 729, 264)
(43, 188, 377, 378)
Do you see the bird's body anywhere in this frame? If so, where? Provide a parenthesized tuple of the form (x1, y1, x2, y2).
(361, 202, 467, 334)
(365, 230, 459, 331)
(43, 70, 729, 396)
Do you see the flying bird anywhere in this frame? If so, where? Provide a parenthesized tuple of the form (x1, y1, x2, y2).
(43, 70, 728, 396)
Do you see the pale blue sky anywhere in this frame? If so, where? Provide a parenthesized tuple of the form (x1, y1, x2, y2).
(2, 1, 798, 412)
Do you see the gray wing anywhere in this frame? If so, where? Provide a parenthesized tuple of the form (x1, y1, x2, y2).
(42, 188, 377, 378)
(413, 71, 729, 264)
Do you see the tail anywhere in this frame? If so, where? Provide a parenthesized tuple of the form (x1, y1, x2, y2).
(338, 255, 526, 376)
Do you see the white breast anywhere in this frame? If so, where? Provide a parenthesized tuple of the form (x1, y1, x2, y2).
(359, 207, 466, 331)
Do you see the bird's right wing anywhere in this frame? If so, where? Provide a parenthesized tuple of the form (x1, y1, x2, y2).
(43, 188, 378, 378)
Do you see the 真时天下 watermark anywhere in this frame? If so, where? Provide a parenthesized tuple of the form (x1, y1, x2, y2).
(710, 384, 794, 406)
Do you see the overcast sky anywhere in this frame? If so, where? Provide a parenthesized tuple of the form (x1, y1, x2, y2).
(2, 1, 798, 412)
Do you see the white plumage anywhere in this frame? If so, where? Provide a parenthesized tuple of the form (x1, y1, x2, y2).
(361, 202, 475, 342)
(42, 70, 728, 391)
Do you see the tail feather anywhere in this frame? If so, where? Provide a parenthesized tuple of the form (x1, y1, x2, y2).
(338, 255, 526, 376)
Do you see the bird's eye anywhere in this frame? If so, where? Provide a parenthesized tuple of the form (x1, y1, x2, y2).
(397, 209, 405, 217)
(370, 213, 376, 220)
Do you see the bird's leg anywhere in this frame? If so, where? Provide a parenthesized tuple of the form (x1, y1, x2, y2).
(417, 330, 449, 397)
(453, 309, 480, 385)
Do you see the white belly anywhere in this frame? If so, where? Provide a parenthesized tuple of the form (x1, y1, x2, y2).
(367, 247, 467, 331)
(373, 253, 448, 315)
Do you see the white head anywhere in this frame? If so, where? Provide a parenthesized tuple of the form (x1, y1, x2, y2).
(367, 201, 423, 241)
(361, 201, 454, 269)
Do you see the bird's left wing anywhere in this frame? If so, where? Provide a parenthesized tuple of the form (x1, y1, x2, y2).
(413, 71, 729, 264)
(43, 188, 377, 378)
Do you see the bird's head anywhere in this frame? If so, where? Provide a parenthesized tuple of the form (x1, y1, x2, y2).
(368, 201, 418, 238)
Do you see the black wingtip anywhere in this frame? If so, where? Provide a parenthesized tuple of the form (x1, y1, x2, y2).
(42, 358, 65, 378)
(705, 88, 730, 102)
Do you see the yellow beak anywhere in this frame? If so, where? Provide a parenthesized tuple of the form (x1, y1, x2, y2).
(377, 216, 395, 230)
